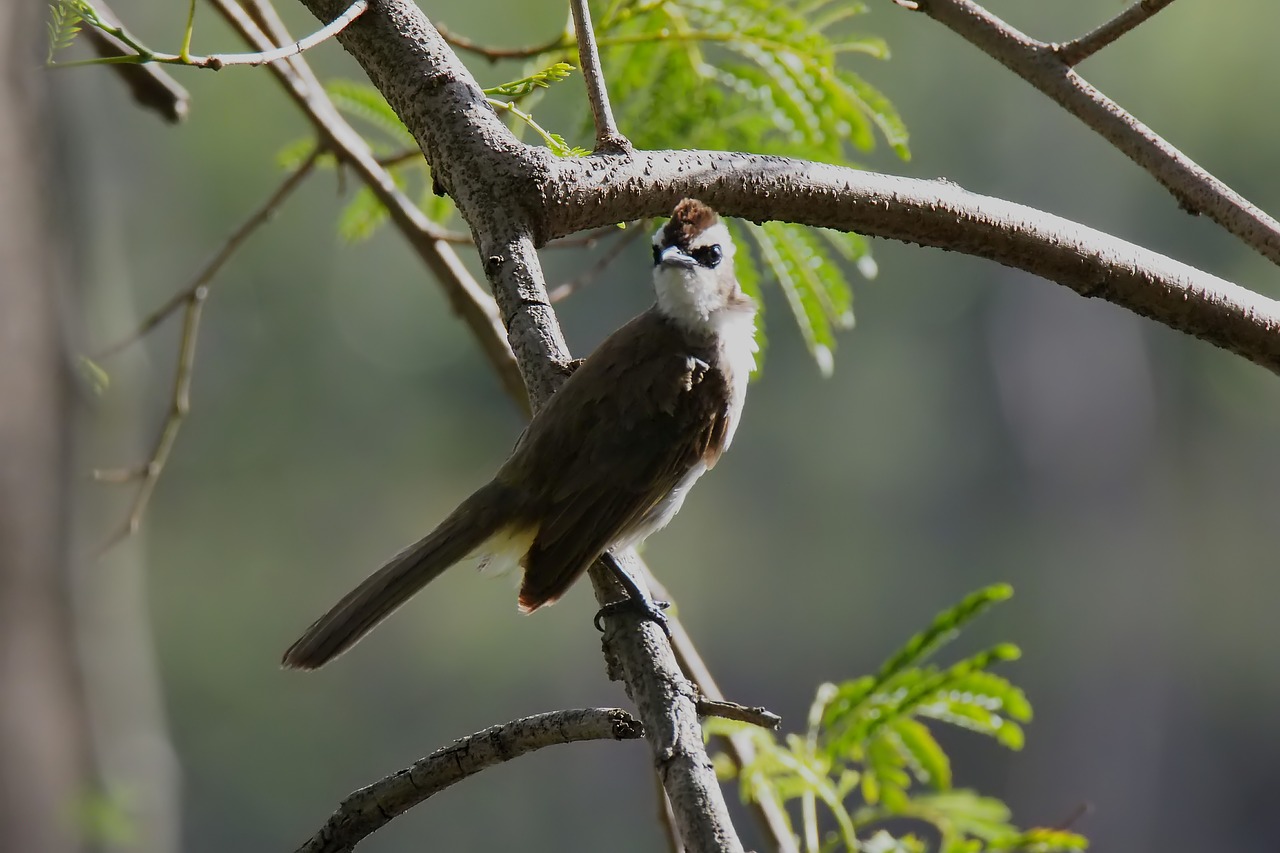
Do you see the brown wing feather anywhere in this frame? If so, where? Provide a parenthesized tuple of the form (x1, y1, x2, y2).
(507, 311, 732, 610)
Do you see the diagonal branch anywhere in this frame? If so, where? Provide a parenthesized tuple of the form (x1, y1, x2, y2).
(896, 0, 1280, 266)
(1055, 0, 1179, 67)
(284, 0, 1280, 848)
(83, 0, 189, 122)
(296, 708, 643, 853)
(209, 0, 529, 413)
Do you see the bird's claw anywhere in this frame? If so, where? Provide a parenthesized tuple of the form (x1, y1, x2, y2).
(594, 596, 672, 637)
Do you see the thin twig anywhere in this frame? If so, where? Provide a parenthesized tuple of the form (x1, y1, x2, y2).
(93, 149, 322, 552)
(899, 0, 1280, 266)
(696, 698, 782, 730)
(645, 571, 800, 853)
(655, 772, 687, 853)
(82, 0, 189, 122)
(547, 223, 635, 248)
(434, 22, 569, 62)
(570, 0, 631, 153)
(97, 148, 321, 358)
(93, 288, 204, 553)
(297, 709, 643, 853)
(1055, 0, 1178, 67)
(54, 0, 368, 70)
(548, 223, 644, 303)
(211, 0, 529, 411)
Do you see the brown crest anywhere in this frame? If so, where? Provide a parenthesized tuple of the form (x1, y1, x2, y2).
(660, 198, 719, 251)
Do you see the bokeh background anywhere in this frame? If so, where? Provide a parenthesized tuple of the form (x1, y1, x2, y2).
(55, 1, 1280, 851)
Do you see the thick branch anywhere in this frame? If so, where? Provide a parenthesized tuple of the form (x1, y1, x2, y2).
(589, 553, 746, 853)
(899, 0, 1280, 266)
(545, 151, 1280, 374)
(297, 708, 642, 853)
(293, 1, 747, 849)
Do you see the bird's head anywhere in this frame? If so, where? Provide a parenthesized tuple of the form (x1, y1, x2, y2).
(651, 199, 756, 334)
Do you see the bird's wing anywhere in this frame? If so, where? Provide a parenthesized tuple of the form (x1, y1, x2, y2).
(505, 312, 732, 610)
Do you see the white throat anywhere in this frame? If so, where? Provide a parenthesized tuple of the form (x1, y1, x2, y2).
(651, 219, 759, 408)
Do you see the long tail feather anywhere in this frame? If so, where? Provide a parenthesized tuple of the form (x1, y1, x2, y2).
(282, 481, 518, 670)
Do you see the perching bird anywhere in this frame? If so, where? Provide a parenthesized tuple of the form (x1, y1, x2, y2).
(282, 198, 757, 670)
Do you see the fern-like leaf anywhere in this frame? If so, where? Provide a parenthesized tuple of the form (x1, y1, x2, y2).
(483, 62, 575, 98)
(47, 0, 84, 62)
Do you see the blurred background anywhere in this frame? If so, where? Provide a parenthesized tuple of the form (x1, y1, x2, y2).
(32, 0, 1280, 850)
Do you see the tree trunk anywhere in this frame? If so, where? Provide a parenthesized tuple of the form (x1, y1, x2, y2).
(0, 3, 96, 851)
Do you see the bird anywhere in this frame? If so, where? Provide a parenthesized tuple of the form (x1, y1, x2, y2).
(282, 198, 757, 670)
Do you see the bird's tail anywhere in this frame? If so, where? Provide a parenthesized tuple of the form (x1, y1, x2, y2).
(282, 481, 522, 670)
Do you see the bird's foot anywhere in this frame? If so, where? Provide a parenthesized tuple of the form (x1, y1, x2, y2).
(594, 595, 672, 637)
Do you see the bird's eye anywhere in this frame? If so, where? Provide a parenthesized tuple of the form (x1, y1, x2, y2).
(652, 244, 663, 266)
(693, 245, 722, 268)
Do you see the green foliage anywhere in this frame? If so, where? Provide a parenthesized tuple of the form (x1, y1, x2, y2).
(295, 3, 905, 370)
(301, 66, 588, 242)
(705, 585, 1088, 853)
(590, 0, 901, 371)
(71, 785, 136, 846)
(47, 0, 87, 62)
(483, 62, 576, 98)
(77, 355, 111, 396)
(326, 79, 417, 147)
(277, 81, 458, 243)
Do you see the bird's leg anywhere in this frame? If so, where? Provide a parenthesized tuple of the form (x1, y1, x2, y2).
(594, 551, 671, 637)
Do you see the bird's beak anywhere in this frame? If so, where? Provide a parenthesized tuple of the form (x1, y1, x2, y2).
(659, 245, 697, 269)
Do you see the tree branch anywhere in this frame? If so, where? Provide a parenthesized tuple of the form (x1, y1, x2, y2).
(895, 0, 1280, 266)
(1055, 0, 1179, 67)
(92, 148, 322, 550)
(284, 0, 1280, 847)
(209, 0, 529, 413)
(570, 0, 630, 153)
(544, 151, 1280, 374)
(589, 552, 747, 853)
(296, 708, 642, 853)
(645, 572, 799, 853)
(435, 21, 570, 62)
(82, 0, 189, 122)
(55, 0, 368, 70)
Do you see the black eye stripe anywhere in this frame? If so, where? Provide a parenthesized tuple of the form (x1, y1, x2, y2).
(692, 245, 722, 268)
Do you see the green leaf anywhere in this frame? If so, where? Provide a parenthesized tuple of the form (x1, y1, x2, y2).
(337, 185, 391, 243)
(325, 80, 415, 145)
(887, 717, 951, 790)
(747, 221, 836, 375)
(876, 585, 1014, 688)
(483, 62, 575, 97)
(907, 790, 1016, 842)
(77, 355, 110, 396)
(916, 701, 1026, 751)
(47, 0, 84, 61)
(71, 785, 136, 846)
(988, 828, 1090, 852)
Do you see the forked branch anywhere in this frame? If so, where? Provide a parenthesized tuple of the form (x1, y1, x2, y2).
(897, 0, 1280, 266)
(1056, 0, 1179, 67)
(93, 149, 322, 551)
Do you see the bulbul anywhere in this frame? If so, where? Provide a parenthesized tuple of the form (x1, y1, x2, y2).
(282, 199, 757, 670)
